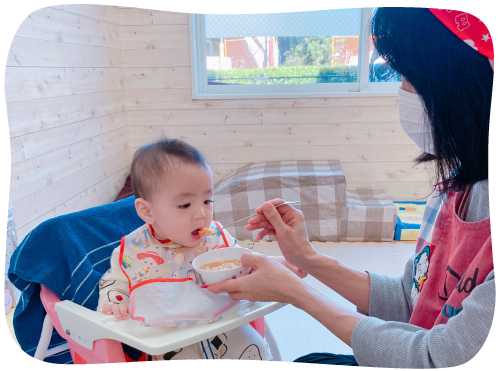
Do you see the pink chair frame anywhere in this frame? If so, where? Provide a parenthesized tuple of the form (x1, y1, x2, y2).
(40, 285, 126, 363)
(38, 285, 271, 364)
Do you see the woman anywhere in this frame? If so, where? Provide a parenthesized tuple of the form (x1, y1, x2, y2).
(208, 8, 494, 368)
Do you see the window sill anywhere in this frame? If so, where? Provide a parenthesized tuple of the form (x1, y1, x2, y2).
(192, 90, 398, 100)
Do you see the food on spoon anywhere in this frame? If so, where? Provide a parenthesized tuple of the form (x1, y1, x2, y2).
(199, 259, 242, 271)
(198, 227, 216, 235)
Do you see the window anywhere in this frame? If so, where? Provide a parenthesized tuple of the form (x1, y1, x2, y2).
(190, 8, 401, 99)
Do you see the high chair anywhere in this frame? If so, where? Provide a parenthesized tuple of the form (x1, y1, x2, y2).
(37, 285, 284, 363)
(10, 196, 283, 364)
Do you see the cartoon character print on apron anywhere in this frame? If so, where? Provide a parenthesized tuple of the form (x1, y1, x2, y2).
(119, 221, 247, 327)
(409, 190, 492, 330)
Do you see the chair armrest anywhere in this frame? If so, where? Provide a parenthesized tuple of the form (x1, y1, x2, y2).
(55, 300, 286, 355)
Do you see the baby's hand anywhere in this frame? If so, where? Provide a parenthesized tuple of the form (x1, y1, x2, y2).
(102, 303, 130, 320)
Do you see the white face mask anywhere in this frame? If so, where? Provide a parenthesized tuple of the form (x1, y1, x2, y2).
(398, 87, 436, 155)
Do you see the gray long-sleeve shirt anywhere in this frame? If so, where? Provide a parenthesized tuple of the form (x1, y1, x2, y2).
(351, 181, 495, 368)
(352, 258, 495, 368)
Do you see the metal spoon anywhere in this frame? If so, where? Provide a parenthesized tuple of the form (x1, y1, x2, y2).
(204, 201, 301, 235)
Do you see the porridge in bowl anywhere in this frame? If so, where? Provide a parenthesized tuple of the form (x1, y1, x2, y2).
(192, 247, 252, 284)
(199, 259, 242, 271)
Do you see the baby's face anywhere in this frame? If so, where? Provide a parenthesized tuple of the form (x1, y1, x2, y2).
(149, 164, 214, 247)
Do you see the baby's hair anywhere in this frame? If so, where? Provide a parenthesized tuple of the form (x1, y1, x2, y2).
(131, 137, 209, 200)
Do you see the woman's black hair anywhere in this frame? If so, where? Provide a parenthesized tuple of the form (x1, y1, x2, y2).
(371, 7, 493, 195)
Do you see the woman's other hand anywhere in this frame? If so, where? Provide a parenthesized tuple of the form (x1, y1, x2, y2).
(207, 252, 307, 305)
(246, 199, 316, 271)
(102, 303, 130, 320)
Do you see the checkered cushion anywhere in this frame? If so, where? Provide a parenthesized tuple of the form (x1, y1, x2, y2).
(213, 161, 346, 241)
(341, 188, 397, 242)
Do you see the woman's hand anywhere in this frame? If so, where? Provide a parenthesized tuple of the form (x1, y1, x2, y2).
(102, 303, 130, 320)
(207, 252, 307, 305)
(246, 199, 316, 271)
(209, 253, 364, 348)
(271, 256, 307, 278)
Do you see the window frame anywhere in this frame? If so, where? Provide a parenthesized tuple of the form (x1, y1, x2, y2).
(189, 8, 400, 100)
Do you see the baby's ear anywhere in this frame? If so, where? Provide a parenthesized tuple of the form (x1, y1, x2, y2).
(135, 198, 154, 224)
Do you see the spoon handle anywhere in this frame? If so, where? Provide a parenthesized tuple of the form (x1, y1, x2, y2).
(217, 201, 301, 230)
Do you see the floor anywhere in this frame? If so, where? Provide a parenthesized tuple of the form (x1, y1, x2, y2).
(4, 240, 416, 362)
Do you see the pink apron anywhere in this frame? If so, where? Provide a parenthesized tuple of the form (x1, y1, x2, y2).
(409, 190, 493, 329)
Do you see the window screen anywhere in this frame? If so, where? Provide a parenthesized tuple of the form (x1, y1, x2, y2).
(204, 9, 361, 86)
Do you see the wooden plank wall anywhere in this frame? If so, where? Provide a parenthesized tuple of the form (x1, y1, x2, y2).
(121, 7, 432, 202)
(7, 5, 131, 241)
(7, 5, 432, 241)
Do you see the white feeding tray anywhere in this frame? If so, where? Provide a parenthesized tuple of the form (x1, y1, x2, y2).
(55, 299, 286, 355)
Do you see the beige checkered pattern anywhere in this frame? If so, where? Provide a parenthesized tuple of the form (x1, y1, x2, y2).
(340, 188, 397, 242)
(213, 161, 346, 242)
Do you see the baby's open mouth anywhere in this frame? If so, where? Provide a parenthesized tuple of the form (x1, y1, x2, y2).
(192, 229, 201, 236)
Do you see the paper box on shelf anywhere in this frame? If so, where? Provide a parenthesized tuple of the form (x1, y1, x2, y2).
(393, 202, 426, 240)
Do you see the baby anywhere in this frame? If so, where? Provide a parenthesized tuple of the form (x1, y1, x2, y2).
(97, 138, 299, 361)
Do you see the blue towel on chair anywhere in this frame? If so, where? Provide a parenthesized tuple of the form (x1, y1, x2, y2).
(8, 196, 143, 364)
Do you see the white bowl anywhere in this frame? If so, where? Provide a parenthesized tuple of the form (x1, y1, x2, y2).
(192, 248, 252, 285)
